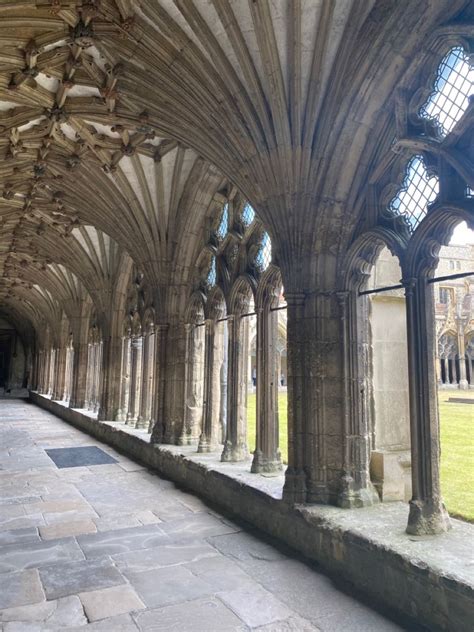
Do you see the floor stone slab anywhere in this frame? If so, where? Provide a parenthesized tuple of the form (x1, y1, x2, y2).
(39, 558, 126, 599)
(113, 541, 220, 572)
(0, 528, 40, 547)
(217, 585, 294, 628)
(77, 524, 169, 559)
(0, 595, 86, 627)
(133, 597, 247, 631)
(39, 518, 97, 540)
(0, 537, 84, 573)
(124, 565, 214, 609)
(79, 584, 146, 621)
(0, 569, 45, 609)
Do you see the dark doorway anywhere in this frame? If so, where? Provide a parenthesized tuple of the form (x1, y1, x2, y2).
(0, 334, 12, 388)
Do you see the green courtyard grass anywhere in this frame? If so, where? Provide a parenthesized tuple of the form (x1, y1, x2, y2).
(247, 390, 473, 521)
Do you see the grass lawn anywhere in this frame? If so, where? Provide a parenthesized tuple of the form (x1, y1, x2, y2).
(247, 390, 473, 521)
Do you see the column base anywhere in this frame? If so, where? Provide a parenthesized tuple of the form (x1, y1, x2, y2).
(251, 450, 283, 474)
(135, 417, 150, 430)
(177, 433, 200, 446)
(282, 467, 307, 504)
(197, 436, 218, 453)
(337, 473, 380, 508)
(459, 379, 469, 390)
(220, 441, 250, 463)
(406, 499, 451, 535)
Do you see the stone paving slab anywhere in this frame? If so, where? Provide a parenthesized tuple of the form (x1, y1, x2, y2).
(0, 537, 84, 573)
(0, 400, 412, 631)
(0, 569, 45, 609)
(133, 597, 247, 631)
(39, 558, 126, 599)
(79, 584, 146, 621)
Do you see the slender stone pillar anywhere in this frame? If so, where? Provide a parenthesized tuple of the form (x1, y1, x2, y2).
(139, 331, 155, 429)
(69, 341, 88, 409)
(179, 325, 204, 445)
(337, 290, 379, 507)
(282, 293, 307, 503)
(150, 324, 169, 441)
(403, 278, 450, 535)
(251, 306, 282, 473)
(52, 347, 67, 401)
(121, 338, 132, 421)
(199, 320, 222, 452)
(221, 314, 249, 462)
(127, 336, 143, 425)
(457, 329, 468, 390)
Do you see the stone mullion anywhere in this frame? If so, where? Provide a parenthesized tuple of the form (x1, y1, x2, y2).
(221, 315, 249, 462)
(457, 328, 468, 389)
(198, 320, 220, 452)
(404, 278, 450, 535)
(251, 307, 282, 473)
(282, 293, 307, 503)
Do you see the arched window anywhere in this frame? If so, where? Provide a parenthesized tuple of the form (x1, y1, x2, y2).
(255, 232, 272, 271)
(216, 203, 229, 240)
(242, 203, 255, 227)
(207, 256, 217, 287)
(420, 46, 473, 136)
(388, 155, 439, 232)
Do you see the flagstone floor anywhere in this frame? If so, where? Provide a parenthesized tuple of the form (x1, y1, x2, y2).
(0, 400, 410, 631)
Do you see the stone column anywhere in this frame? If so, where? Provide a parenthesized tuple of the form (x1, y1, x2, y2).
(457, 328, 468, 390)
(199, 320, 221, 452)
(139, 331, 155, 430)
(150, 324, 169, 441)
(180, 324, 204, 445)
(282, 293, 307, 503)
(221, 315, 249, 462)
(403, 278, 450, 535)
(52, 347, 67, 401)
(127, 336, 143, 425)
(338, 291, 379, 507)
(117, 337, 131, 422)
(69, 341, 88, 409)
(251, 307, 282, 473)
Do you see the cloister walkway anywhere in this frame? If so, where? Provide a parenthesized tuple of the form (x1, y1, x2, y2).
(0, 400, 408, 632)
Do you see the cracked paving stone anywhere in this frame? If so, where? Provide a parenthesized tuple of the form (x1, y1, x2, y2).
(39, 558, 126, 600)
(0, 595, 87, 627)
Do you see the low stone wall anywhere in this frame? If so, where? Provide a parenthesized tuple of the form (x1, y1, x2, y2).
(30, 392, 474, 632)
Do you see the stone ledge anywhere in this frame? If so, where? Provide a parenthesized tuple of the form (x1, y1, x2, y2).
(30, 392, 474, 632)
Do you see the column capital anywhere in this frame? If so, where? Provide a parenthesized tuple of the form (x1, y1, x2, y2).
(284, 291, 306, 307)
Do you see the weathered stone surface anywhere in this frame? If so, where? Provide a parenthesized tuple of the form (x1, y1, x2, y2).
(0, 528, 40, 547)
(79, 585, 145, 621)
(254, 617, 321, 632)
(113, 542, 219, 572)
(0, 595, 86, 627)
(39, 519, 97, 540)
(39, 558, 125, 599)
(124, 566, 214, 608)
(0, 537, 84, 573)
(134, 598, 246, 631)
(0, 570, 44, 609)
(77, 524, 168, 559)
(217, 585, 294, 628)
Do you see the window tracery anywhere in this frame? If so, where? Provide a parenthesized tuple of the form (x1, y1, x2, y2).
(419, 46, 473, 137)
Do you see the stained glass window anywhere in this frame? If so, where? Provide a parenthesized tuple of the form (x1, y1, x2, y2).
(242, 203, 255, 227)
(207, 256, 216, 287)
(255, 232, 272, 271)
(388, 155, 439, 232)
(420, 47, 473, 136)
(216, 203, 228, 240)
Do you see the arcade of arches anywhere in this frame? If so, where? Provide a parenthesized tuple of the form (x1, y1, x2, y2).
(0, 2, 473, 629)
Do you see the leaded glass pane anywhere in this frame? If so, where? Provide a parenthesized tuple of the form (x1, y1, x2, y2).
(207, 256, 216, 287)
(420, 47, 473, 136)
(255, 232, 272, 271)
(242, 203, 255, 227)
(388, 155, 439, 232)
(216, 203, 229, 240)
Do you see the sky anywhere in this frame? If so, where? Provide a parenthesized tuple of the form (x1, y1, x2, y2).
(449, 221, 474, 245)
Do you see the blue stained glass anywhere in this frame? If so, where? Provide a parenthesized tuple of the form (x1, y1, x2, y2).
(207, 256, 216, 287)
(242, 203, 255, 227)
(255, 232, 272, 271)
(388, 155, 439, 232)
(216, 204, 228, 240)
(420, 47, 473, 136)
